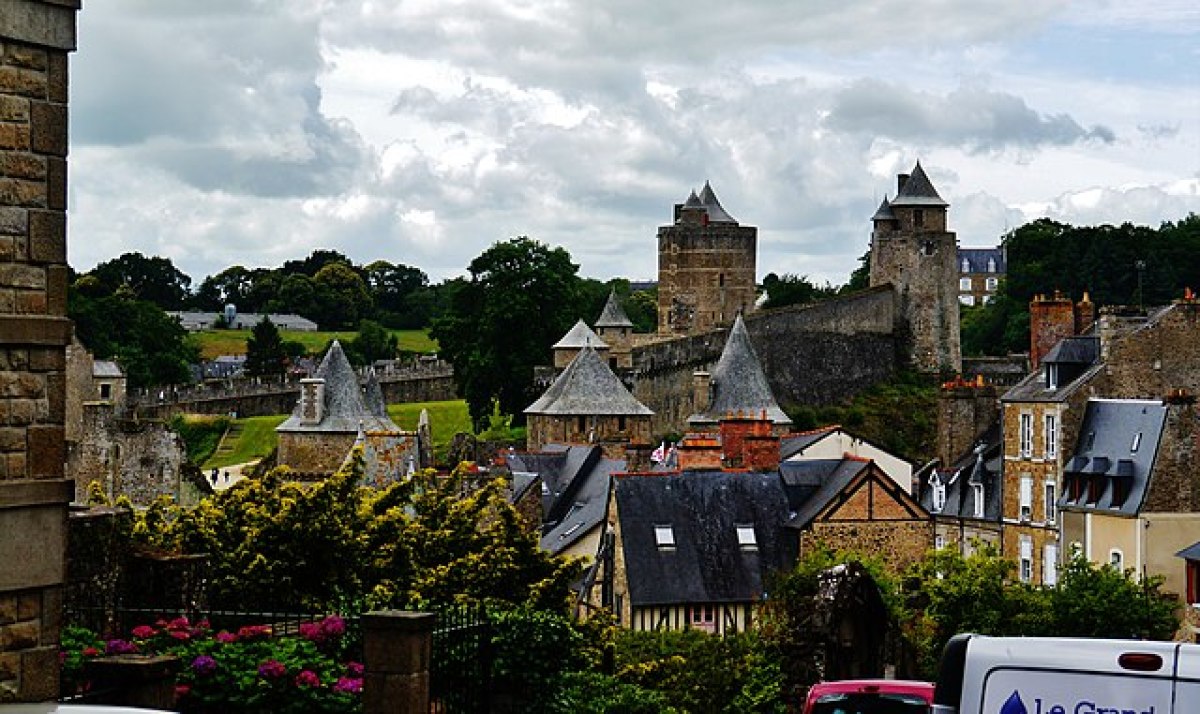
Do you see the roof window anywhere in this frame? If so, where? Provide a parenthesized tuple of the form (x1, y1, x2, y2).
(736, 525, 757, 550)
(1131, 432, 1142, 453)
(654, 525, 675, 549)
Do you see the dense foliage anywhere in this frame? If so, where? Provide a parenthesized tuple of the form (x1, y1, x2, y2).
(127, 457, 581, 613)
(244, 316, 288, 376)
(962, 215, 1200, 355)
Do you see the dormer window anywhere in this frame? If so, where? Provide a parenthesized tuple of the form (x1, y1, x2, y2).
(986, 257, 997, 273)
(930, 473, 946, 513)
(1046, 363, 1059, 390)
(654, 525, 675, 549)
(972, 483, 985, 518)
(736, 524, 757, 551)
(961, 258, 970, 272)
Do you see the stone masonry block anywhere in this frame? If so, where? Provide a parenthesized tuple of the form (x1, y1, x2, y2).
(0, 428, 23, 453)
(28, 348, 62, 372)
(47, 53, 67, 104)
(15, 291, 46, 315)
(0, 238, 11, 262)
(0, 124, 30, 151)
(7, 399, 37, 426)
(28, 211, 64, 263)
(19, 647, 59, 701)
(0, 178, 45, 207)
(0, 621, 39, 650)
(46, 156, 64, 210)
(27, 425, 64, 479)
(16, 594, 38, 622)
(45, 372, 64, 421)
(0, 96, 30, 122)
(29, 102, 66, 157)
(4, 45, 48, 72)
(46, 265, 66, 315)
(0, 152, 46, 181)
(1, 350, 29, 371)
(5, 453, 26, 479)
(0, 372, 41, 398)
(40, 587, 61, 645)
(0, 596, 15, 625)
(0, 264, 45, 290)
(0, 652, 15, 680)
(0, 207, 25, 235)
(0, 66, 47, 99)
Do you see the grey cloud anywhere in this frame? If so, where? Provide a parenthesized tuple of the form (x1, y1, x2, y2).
(826, 80, 1116, 152)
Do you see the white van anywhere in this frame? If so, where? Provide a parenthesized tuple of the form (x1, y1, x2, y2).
(932, 634, 1200, 714)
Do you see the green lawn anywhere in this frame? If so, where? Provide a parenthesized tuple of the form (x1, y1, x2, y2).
(198, 399, 471, 470)
(192, 329, 438, 360)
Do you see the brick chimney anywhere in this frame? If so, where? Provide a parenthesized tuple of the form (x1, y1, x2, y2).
(1075, 292, 1094, 333)
(677, 433, 722, 471)
(1029, 291, 1076, 370)
(718, 410, 777, 469)
(624, 443, 654, 473)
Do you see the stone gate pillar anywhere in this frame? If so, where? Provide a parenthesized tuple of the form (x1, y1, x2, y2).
(0, 0, 81, 702)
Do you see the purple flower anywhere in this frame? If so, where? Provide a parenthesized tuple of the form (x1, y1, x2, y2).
(191, 655, 217, 676)
(105, 639, 137, 655)
(345, 661, 364, 677)
(334, 676, 363, 694)
(294, 669, 321, 688)
(257, 659, 287, 679)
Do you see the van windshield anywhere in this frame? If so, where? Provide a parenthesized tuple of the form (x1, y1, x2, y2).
(810, 692, 930, 714)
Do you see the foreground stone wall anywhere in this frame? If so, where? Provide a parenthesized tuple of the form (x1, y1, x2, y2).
(800, 520, 932, 575)
(0, 0, 79, 701)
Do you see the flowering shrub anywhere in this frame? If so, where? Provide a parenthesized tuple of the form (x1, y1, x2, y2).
(62, 615, 362, 713)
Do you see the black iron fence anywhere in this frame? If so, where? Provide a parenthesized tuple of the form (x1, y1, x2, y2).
(431, 603, 491, 713)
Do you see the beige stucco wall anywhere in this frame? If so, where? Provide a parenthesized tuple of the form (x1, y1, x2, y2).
(786, 430, 913, 492)
(1086, 512, 1139, 572)
(1144, 512, 1200, 599)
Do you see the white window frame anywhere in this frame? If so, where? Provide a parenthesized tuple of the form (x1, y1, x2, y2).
(959, 277, 973, 291)
(987, 257, 997, 273)
(1019, 475, 1033, 522)
(1110, 549, 1124, 570)
(1044, 482, 1056, 523)
(736, 524, 757, 550)
(1131, 432, 1142, 453)
(1019, 537, 1033, 583)
(1044, 543, 1059, 586)
(959, 295, 975, 307)
(654, 525, 675, 549)
(985, 276, 999, 290)
(935, 534, 946, 551)
(972, 483, 985, 518)
(1044, 413, 1058, 458)
(1019, 413, 1034, 458)
(961, 258, 970, 272)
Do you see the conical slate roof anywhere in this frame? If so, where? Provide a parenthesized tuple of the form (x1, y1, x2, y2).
(690, 314, 791, 426)
(891, 161, 947, 207)
(595, 290, 634, 329)
(553, 319, 608, 350)
(363, 369, 388, 418)
(683, 189, 702, 208)
(697, 181, 738, 224)
(277, 340, 402, 433)
(871, 196, 896, 221)
(526, 345, 653, 416)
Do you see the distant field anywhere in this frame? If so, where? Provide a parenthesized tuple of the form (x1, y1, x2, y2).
(197, 399, 471, 469)
(192, 329, 438, 360)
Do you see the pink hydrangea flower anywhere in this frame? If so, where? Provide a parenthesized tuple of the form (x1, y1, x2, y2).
(258, 659, 287, 679)
(294, 670, 321, 688)
(131, 625, 156, 639)
(334, 676, 363, 694)
(215, 631, 238, 644)
(346, 661, 364, 677)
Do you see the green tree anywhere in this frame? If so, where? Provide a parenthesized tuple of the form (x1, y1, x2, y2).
(244, 316, 288, 377)
(69, 286, 198, 387)
(1049, 553, 1178, 640)
(193, 265, 254, 311)
(431, 237, 584, 429)
(86, 252, 193, 309)
(364, 260, 428, 323)
(313, 261, 372, 330)
(760, 273, 838, 309)
(346, 319, 397, 365)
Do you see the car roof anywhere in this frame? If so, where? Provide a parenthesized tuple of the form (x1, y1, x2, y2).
(807, 679, 934, 699)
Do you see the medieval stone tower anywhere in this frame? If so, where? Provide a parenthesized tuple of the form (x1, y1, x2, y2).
(869, 162, 962, 374)
(657, 182, 757, 336)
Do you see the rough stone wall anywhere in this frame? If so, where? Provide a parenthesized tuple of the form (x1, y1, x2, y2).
(62, 338, 90, 443)
(1099, 302, 1200, 399)
(277, 431, 358, 475)
(801, 520, 932, 575)
(657, 224, 757, 336)
(67, 405, 188, 506)
(937, 384, 999, 466)
(526, 413, 651, 460)
(0, 1, 78, 702)
(1142, 401, 1200, 514)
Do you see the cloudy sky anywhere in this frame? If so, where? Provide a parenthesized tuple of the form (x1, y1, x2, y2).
(67, 1, 1199, 288)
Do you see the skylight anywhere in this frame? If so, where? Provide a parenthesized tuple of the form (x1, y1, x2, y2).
(654, 525, 675, 548)
(736, 525, 757, 550)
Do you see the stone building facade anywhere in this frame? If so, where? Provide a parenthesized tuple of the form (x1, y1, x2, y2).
(869, 162, 962, 374)
(0, 0, 79, 702)
(657, 182, 756, 337)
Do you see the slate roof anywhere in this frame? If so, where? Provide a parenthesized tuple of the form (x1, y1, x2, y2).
(696, 181, 738, 224)
(689, 314, 791, 426)
(890, 161, 948, 208)
(871, 197, 896, 222)
(784, 459, 872, 529)
(363, 369, 388, 418)
(958, 247, 1006, 274)
(1058, 398, 1167, 516)
(93, 361, 123, 378)
(277, 340, 403, 433)
(595, 290, 634, 329)
(526, 345, 652, 416)
(507, 444, 623, 555)
(552, 319, 608, 350)
(1176, 541, 1200, 562)
(614, 471, 792, 606)
(918, 424, 1003, 523)
(1002, 336, 1103, 403)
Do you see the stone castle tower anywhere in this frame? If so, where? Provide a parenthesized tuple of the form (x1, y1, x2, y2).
(869, 162, 962, 374)
(657, 182, 757, 336)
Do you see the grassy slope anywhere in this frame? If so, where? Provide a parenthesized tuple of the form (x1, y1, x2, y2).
(192, 329, 438, 360)
(198, 399, 471, 469)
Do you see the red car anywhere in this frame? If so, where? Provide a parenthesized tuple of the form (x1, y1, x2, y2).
(802, 679, 934, 714)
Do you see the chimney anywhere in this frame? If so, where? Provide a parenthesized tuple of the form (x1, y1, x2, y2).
(299, 378, 325, 426)
(624, 443, 654, 473)
(1029, 292, 1075, 370)
(1075, 292, 1095, 334)
(677, 433, 722, 471)
(897, 173, 910, 194)
(692, 370, 711, 414)
(718, 410, 774, 468)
